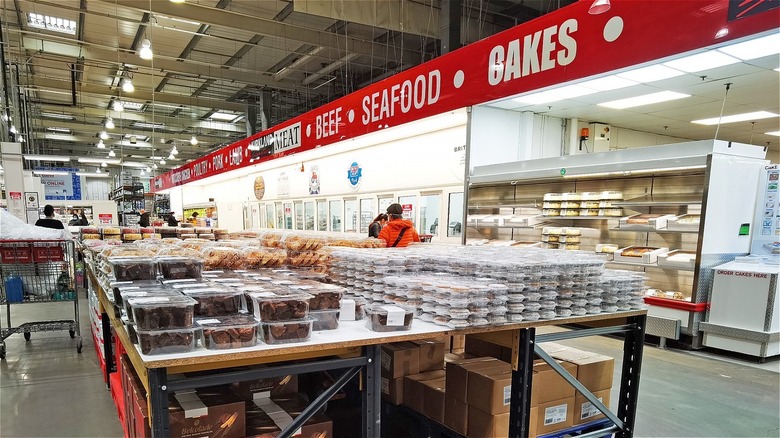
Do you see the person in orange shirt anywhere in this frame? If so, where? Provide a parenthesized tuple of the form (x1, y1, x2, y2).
(378, 203, 420, 248)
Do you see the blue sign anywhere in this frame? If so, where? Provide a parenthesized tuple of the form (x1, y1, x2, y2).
(347, 161, 362, 190)
(38, 167, 82, 201)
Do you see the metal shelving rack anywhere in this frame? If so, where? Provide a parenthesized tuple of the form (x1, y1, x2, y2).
(110, 184, 145, 226)
(0, 240, 82, 358)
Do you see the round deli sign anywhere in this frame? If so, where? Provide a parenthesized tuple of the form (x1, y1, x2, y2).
(253, 176, 266, 200)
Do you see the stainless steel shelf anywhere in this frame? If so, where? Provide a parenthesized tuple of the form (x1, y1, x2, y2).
(542, 216, 620, 220)
(613, 194, 702, 207)
(606, 260, 694, 271)
(609, 228, 700, 234)
(469, 199, 543, 209)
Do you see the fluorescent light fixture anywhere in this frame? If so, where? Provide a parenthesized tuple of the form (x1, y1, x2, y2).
(663, 50, 741, 73)
(113, 100, 124, 112)
(100, 131, 109, 140)
(718, 33, 780, 61)
(76, 171, 110, 178)
(598, 91, 691, 109)
(616, 65, 685, 83)
(170, 0, 186, 4)
(139, 39, 153, 60)
(41, 112, 75, 120)
(121, 78, 134, 93)
(209, 112, 240, 121)
(513, 84, 597, 105)
(691, 111, 779, 125)
(97, 139, 105, 149)
(579, 75, 639, 91)
(105, 117, 115, 129)
(24, 154, 71, 162)
(33, 170, 69, 176)
(123, 134, 149, 142)
(123, 101, 145, 111)
(108, 149, 116, 157)
(765, 131, 780, 137)
(190, 135, 198, 146)
(78, 157, 121, 164)
(46, 127, 72, 133)
(27, 12, 77, 35)
(562, 165, 706, 179)
(122, 161, 148, 168)
(132, 121, 165, 130)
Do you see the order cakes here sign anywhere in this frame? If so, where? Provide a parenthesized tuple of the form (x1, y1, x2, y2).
(154, 0, 777, 191)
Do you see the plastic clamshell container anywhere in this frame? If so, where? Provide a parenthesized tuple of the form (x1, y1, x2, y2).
(137, 327, 199, 355)
(182, 288, 243, 317)
(197, 315, 258, 350)
(364, 305, 414, 332)
(657, 250, 697, 270)
(247, 292, 312, 321)
(666, 214, 701, 232)
(260, 319, 313, 344)
(289, 284, 344, 311)
(157, 256, 203, 280)
(618, 214, 676, 231)
(122, 289, 180, 321)
(110, 257, 157, 281)
(614, 246, 669, 264)
(111, 280, 161, 307)
(129, 295, 197, 330)
(310, 309, 340, 330)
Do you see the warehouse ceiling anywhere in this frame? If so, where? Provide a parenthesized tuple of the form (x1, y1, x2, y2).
(0, 0, 576, 174)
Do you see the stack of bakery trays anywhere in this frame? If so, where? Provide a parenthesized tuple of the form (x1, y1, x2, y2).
(246, 288, 314, 344)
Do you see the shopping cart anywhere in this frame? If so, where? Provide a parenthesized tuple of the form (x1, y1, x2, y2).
(0, 240, 81, 359)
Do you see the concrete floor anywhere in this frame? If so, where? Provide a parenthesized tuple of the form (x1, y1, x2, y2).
(0, 293, 778, 437)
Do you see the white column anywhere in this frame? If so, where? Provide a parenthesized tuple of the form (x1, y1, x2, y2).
(1, 142, 27, 221)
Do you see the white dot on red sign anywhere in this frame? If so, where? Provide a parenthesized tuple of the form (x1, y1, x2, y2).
(454, 70, 465, 88)
(603, 16, 623, 42)
(347, 109, 355, 123)
(306, 124, 311, 137)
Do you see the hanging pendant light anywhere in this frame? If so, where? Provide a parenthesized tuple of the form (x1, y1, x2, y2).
(588, 0, 611, 15)
(108, 149, 116, 157)
(113, 100, 124, 112)
(139, 39, 153, 60)
(160, 158, 166, 165)
(190, 135, 198, 146)
(100, 131, 109, 140)
(121, 78, 135, 93)
(105, 117, 115, 129)
(140, 168, 145, 176)
(153, 163, 158, 170)
(171, 145, 178, 155)
(97, 139, 106, 149)
(95, 168, 102, 174)
(101, 161, 108, 167)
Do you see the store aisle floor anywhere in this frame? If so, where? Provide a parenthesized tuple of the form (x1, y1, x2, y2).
(1, 297, 778, 437)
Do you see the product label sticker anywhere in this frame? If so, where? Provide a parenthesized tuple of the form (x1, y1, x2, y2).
(381, 377, 390, 395)
(503, 385, 512, 405)
(381, 350, 392, 370)
(172, 283, 209, 289)
(120, 286, 141, 291)
(122, 291, 149, 297)
(380, 305, 406, 326)
(197, 319, 221, 325)
(131, 297, 170, 304)
(544, 403, 568, 425)
(581, 397, 604, 420)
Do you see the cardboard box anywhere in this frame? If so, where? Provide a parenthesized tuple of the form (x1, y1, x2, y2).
(381, 376, 404, 405)
(422, 378, 447, 423)
(168, 388, 246, 438)
(535, 397, 575, 436)
(444, 352, 474, 364)
(465, 337, 503, 359)
(552, 351, 615, 393)
(444, 335, 452, 352)
(467, 407, 509, 438)
(132, 391, 151, 438)
(445, 357, 505, 403)
(444, 398, 469, 435)
(245, 394, 333, 438)
(231, 374, 298, 400)
(452, 335, 466, 353)
(403, 370, 446, 414)
(574, 389, 611, 424)
(467, 368, 513, 415)
(533, 360, 578, 405)
(381, 342, 420, 378)
(529, 406, 538, 438)
(412, 339, 446, 372)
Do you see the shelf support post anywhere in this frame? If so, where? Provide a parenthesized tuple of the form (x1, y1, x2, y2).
(148, 368, 170, 438)
(616, 314, 646, 438)
(362, 344, 381, 438)
(509, 327, 535, 437)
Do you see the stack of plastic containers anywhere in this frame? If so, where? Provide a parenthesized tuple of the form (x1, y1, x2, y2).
(128, 294, 199, 355)
(246, 287, 314, 344)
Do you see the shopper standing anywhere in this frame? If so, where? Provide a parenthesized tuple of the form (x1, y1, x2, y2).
(368, 213, 388, 238)
(167, 212, 180, 227)
(138, 209, 151, 227)
(189, 211, 199, 225)
(378, 204, 420, 248)
(35, 205, 65, 230)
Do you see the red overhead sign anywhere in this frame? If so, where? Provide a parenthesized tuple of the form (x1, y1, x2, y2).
(154, 0, 778, 191)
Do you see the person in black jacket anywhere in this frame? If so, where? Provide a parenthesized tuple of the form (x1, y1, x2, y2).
(138, 209, 151, 227)
(367, 213, 387, 238)
(35, 205, 65, 230)
(166, 212, 180, 227)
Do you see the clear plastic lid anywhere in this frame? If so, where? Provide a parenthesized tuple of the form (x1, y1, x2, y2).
(129, 295, 197, 330)
(156, 256, 203, 280)
(246, 291, 312, 321)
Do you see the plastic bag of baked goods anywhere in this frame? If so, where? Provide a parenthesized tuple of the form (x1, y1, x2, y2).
(243, 246, 287, 269)
(157, 246, 204, 259)
(286, 249, 331, 268)
(258, 231, 285, 248)
(201, 246, 246, 270)
(100, 246, 156, 259)
(280, 233, 325, 251)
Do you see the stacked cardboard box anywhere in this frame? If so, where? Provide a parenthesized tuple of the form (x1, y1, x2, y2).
(380, 339, 446, 405)
(244, 394, 333, 437)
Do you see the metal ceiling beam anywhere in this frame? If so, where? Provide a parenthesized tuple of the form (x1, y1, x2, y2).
(301, 53, 360, 86)
(29, 120, 240, 141)
(101, 0, 423, 66)
(26, 76, 248, 112)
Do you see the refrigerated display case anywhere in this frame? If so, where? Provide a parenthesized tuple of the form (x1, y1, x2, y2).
(468, 140, 768, 348)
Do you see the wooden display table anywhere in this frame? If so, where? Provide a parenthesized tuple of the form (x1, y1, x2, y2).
(88, 268, 646, 438)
